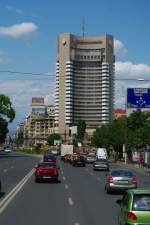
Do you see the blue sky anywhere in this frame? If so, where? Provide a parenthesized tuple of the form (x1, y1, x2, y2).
(0, 0, 150, 133)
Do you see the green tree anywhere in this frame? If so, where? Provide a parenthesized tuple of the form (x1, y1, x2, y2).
(47, 133, 61, 145)
(0, 94, 15, 143)
(14, 131, 24, 146)
(77, 120, 86, 142)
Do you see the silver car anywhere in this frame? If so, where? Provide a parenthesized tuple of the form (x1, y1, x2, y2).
(105, 169, 137, 193)
(93, 158, 109, 171)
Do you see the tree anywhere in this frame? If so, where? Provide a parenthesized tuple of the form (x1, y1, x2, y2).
(13, 131, 24, 146)
(77, 120, 86, 142)
(0, 94, 15, 143)
(47, 133, 61, 146)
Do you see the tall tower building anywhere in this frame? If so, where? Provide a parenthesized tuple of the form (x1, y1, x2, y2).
(55, 33, 115, 137)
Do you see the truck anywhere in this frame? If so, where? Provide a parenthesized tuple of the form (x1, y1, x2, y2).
(96, 148, 107, 159)
(61, 144, 73, 157)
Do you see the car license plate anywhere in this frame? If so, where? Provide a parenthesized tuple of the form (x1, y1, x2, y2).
(119, 181, 128, 184)
(43, 176, 51, 179)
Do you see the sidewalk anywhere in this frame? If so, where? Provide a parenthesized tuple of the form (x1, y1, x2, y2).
(111, 161, 150, 175)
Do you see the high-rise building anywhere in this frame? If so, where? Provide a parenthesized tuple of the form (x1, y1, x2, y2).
(55, 33, 115, 137)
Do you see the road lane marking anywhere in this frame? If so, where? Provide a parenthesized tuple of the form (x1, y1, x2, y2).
(61, 171, 64, 175)
(3, 169, 8, 172)
(65, 184, 69, 189)
(63, 176, 66, 181)
(68, 197, 74, 206)
(0, 168, 34, 214)
(74, 223, 80, 225)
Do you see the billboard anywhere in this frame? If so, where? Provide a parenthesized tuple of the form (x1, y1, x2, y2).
(32, 108, 46, 114)
(32, 97, 44, 104)
(127, 88, 150, 108)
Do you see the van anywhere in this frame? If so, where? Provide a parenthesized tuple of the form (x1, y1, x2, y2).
(96, 148, 107, 159)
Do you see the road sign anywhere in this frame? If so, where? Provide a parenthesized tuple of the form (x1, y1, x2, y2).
(127, 88, 150, 108)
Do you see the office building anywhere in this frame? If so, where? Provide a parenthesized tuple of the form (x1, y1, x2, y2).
(55, 33, 115, 137)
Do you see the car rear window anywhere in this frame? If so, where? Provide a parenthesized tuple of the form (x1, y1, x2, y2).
(132, 195, 150, 211)
(111, 170, 133, 177)
(38, 163, 56, 168)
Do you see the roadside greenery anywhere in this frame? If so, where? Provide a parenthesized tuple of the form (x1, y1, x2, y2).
(47, 133, 61, 145)
(0, 94, 15, 143)
(91, 110, 150, 152)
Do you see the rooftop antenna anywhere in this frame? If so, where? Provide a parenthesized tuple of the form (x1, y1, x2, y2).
(82, 17, 85, 38)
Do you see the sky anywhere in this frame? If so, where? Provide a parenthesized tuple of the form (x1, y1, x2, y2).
(0, 0, 150, 133)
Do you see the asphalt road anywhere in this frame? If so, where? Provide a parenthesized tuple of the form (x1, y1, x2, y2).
(0, 151, 40, 196)
(0, 159, 150, 225)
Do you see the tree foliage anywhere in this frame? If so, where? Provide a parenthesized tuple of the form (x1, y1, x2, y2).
(0, 94, 15, 143)
(77, 120, 86, 141)
(47, 133, 61, 145)
(91, 110, 150, 152)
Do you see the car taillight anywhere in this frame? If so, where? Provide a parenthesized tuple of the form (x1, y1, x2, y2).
(127, 212, 137, 220)
(108, 176, 113, 183)
(52, 169, 56, 175)
(132, 176, 137, 184)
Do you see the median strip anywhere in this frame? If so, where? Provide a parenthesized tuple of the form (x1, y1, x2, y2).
(0, 168, 34, 214)
(68, 197, 74, 206)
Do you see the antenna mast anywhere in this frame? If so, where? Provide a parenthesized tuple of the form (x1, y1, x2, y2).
(82, 17, 85, 38)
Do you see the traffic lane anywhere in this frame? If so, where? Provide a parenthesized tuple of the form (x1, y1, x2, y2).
(0, 173, 78, 225)
(0, 152, 40, 196)
(61, 162, 120, 225)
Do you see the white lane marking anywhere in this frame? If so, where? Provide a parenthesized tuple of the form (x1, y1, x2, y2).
(68, 197, 74, 206)
(74, 223, 80, 225)
(65, 184, 69, 189)
(61, 171, 64, 175)
(3, 169, 8, 172)
(0, 168, 34, 214)
(63, 176, 66, 181)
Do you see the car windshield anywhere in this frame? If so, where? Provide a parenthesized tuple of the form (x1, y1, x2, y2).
(132, 195, 150, 211)
(111, 170, 133, 177)
(96, 159, 107, 163)
(38, 163, 56, 168)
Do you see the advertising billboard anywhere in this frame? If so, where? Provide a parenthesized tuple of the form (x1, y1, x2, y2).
(127, 88, 150, 108)
(32, 97, 44, 104)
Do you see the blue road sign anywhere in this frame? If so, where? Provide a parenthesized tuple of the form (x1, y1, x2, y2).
(127, 88, 150, 108)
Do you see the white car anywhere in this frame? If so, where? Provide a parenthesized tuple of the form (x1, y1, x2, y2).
(4, 148, 12, 153)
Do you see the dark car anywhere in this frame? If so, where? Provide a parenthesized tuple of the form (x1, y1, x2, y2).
(105, 168, 137, 193)
(35, 162, 59, 182)
(43, 152, 56, 163)
(85, 154, 96, 163)
(72, 155, 85, 167)
(93, 158, 109, 171)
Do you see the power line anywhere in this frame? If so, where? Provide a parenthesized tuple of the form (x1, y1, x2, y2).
(0, 70, 55, 77)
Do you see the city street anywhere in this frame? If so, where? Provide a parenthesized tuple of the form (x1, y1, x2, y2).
(0, 158, 150, 225)
(0, 151, 40, 195)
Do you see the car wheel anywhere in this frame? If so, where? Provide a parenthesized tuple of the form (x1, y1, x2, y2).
(106, 185, 111, 194)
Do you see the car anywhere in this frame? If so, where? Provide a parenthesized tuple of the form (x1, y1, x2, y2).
(72, 155, 86, 167)
(4, 148, 12, 153)
(116, 189, 150, 225)
(43, 152, 56, 163)
(35, 162, 59, 183)
(105, 168, 137, 193)
(85, 153, 96, 163)
(93, 158, 109, 171)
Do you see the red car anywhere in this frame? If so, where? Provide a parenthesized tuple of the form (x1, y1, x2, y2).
(35, 162, 59, 183)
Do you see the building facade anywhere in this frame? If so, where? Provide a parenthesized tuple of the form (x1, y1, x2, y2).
(55, 33, 115, 137)
(23, 97, 55, 146)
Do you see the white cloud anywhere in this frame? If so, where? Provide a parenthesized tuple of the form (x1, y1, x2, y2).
(0, 80, 55, 132)
(115, 61, 150, 79)
(6, 5, 23, 14)
(114, 39, 127, 56)
(0, 22, 38, 38)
